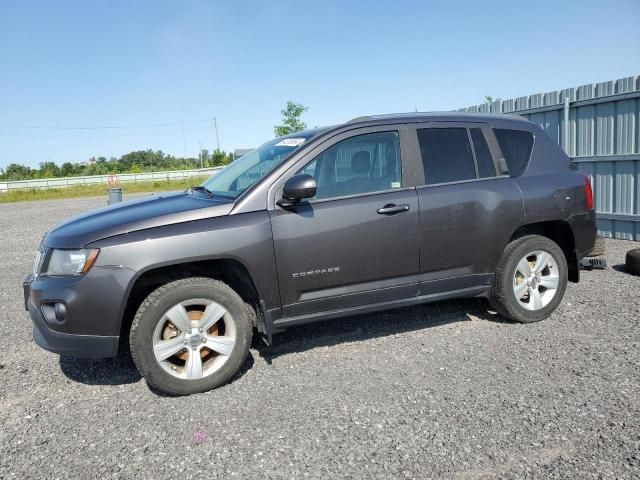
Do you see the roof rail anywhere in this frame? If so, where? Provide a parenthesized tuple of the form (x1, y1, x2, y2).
(346, 115, 372, 123)
(344, 111, 529, 125)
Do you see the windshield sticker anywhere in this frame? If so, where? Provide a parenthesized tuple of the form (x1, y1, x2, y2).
(275, 138, 306, 147)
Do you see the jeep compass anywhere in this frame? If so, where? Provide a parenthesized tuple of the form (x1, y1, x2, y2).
(24, 113, 596, 395)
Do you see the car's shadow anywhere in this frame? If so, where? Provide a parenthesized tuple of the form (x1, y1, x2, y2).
(254, 297, 508, 363)
(59, 297, 507, 388)
(59, 354, 142, 386)
(59, 346, 257, 390)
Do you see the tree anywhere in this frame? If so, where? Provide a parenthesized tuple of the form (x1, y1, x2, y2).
(39, 161, 61, 178)
(5, 163, 33, 180)
(0, 147, 235, 181)
(211, 149, 232, 167)
(274, 101, 308, 137)
(60, 162, 77, 177)
(484, 95, 502, 103)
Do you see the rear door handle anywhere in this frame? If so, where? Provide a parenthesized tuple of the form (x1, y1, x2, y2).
(377, 203, 410, 215)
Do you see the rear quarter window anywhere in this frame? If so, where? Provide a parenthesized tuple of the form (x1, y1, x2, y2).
(493, 128, 534, 177)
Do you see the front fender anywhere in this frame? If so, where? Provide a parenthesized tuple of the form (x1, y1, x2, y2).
(90, 211, 281, 331)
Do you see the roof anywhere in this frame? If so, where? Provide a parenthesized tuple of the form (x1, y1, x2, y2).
(280, 126, 334, 139)
(233, 148, 254, 158)
(280, 112, 531, 147)
(346, 111, 529, 124)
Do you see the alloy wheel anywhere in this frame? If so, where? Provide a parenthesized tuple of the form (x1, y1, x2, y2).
(151, 298, 236, 380)
(512, 250, 560, 311)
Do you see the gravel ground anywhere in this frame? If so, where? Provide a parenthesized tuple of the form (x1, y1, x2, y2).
(0, 196, 639, 479)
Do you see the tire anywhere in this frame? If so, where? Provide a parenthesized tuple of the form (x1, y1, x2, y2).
(490, 235, 568, 323)
(130, 277, 252, 395)
(626, 249, 640, 276)
(588, 235, 606, 257)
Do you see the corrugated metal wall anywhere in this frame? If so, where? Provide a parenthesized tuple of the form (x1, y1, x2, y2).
(461, 75, 640, 240)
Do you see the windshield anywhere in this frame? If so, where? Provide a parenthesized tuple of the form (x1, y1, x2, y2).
(201, 136, 308, 199)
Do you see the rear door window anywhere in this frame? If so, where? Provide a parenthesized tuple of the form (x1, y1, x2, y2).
(493, 129, 534, 176)
(417, 128, 476, 185)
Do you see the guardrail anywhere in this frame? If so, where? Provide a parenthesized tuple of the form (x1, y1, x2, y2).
(0, 167, 223, 193)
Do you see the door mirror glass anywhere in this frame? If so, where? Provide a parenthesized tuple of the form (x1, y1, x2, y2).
(280, 174, 317, 204)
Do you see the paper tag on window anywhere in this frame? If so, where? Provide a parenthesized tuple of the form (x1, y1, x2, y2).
(275, 138, 305, 147)
(391, 182, 401, 188)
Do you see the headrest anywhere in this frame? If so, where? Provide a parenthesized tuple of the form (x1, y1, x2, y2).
(351, 151, 371, 174)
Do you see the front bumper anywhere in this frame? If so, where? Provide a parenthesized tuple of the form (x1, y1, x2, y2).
(28, 297, 119, 358)
(24, 265, 136, 358)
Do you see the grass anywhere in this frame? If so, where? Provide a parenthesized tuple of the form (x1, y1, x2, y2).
(0, 177, 210, 203)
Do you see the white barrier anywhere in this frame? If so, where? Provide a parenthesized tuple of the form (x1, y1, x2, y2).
(0, 167, 223, 193)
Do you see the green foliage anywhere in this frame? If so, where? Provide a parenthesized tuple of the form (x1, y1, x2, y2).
(39, 161, 60, 178)
(5, 163, 33, 180)
(484, 95, 502, 103)
(0, 148, 234, 182)
(60, 162, 76, 177)
(211, 149, 232, 167)
(274, 101, 308, 137)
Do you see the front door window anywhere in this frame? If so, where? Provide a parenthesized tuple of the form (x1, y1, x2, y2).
(297, 131, 402, 200)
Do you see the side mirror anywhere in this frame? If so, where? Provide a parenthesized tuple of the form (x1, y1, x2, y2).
(277, 174, 317, 208)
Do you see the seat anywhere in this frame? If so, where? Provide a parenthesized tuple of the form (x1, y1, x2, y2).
(334, 150, 375, 197)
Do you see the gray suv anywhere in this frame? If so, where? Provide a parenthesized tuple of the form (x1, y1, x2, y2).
(24, 113, 596, 395)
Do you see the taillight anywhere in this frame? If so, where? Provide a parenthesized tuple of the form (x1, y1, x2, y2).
(583, 175, 593, 210)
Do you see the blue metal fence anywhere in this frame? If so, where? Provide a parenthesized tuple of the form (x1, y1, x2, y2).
(460, 75, 640, 240)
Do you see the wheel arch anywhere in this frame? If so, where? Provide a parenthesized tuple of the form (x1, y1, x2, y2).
(117, 258, 268, 352)
(509, 220, 579, 283)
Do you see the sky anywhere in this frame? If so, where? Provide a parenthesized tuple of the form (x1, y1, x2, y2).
(1, 0, 639, 168)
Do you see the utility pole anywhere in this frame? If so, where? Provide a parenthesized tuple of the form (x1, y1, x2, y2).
(563, 96, 570, 154)
(213, 116, 220, 152)
(181, 110, 187, 162)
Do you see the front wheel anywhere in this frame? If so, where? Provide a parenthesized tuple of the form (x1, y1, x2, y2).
(490, 235, 568, 323)
(130, 277, 252, 395)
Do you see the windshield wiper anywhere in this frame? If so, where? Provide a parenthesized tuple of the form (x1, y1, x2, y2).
(188, 185, 214, 197)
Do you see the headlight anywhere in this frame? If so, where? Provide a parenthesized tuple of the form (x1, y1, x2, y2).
(44, 249, 100, 276)
(32, 248, 46, 277)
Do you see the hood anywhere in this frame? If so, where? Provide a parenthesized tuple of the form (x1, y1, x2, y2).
(43, 191, 234, 248)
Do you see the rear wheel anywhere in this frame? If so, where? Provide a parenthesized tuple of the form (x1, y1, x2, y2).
(490, 235, 568, 323)
(130, 277, 252, 395)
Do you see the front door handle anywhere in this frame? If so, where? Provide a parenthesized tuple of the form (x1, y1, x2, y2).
(377, 203, 410, 215)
